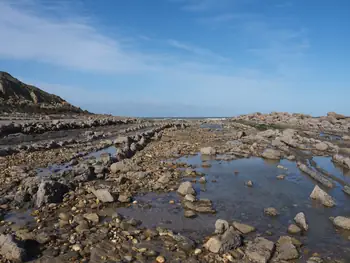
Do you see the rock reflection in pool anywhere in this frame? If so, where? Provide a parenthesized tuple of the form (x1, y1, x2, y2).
(118, 155, 350, 260)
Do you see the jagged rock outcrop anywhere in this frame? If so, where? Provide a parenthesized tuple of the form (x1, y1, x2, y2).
(0, 71, 84, 113)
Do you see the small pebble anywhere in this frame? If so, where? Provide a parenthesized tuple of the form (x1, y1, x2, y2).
(71, 244, 82, 251)
(156, 255, 165, 263)
(246, 180, 253, 187)
(194, 248, 202, 255)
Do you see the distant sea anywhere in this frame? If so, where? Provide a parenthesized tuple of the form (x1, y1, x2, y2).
(141, 117, 229, 120)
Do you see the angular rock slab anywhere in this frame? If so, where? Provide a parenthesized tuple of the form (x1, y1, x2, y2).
(332, 216, 350, 230)
(36, 180, 69, 207)
(294, 212, 308, 231)
(204, 227, 242, 254)
(245, 237, 275, 263)
(90, 188, 114, 203)
(310, 185, 336, 207)
(262, 149, 281, 160)
(0, 234, 27, 262)
(177, 181, 195, 196)
(274, 236, 300, 261)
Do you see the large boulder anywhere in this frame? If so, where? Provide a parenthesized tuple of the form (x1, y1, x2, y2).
(183, 199, 215, 213)
(157, 173, 172, 185)
(215, 219, 229, 234)
(177, 181, 195, 196)
(310, 185, 336, 207)
(274, 236, 299, 261)
(232, 221, 256, 234)
(90, 188, 114, 203)
(245, 237, 275, 263)
(262, 149, 281, 160)
(200, 147, 217, 155)
(315, 142, 328, 151)
(110, 162, 126, 173)
(297, 163, 333, 188)
(204, 227, 242, 254)
(332, 216, 350, 230)
(343, 185, 350, 196)
(332, 154, 350, 169)
(36, 180, 69, 207)
(0, 234, 27, 262)
(280, 136, 297, 147)
(114, 136, 131, 145)
(327, 112, 346, 120)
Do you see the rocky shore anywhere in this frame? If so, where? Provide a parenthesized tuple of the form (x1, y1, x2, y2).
(0, 112, 350, 262)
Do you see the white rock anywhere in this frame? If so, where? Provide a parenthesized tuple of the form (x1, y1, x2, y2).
(177, 181, 195, 196)
(184, 194, 196, 202)
(310, 185, 336, 207)
(315, 142, 328, 151)
(332, 216, 350, 230)
(232, 221, 256, 234)
(262, 149, 281, 160)
(294, 212, 308, 231)
(200, 147, 217, 155)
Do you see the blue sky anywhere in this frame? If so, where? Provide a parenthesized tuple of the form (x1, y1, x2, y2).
(0, 0, 349, 117)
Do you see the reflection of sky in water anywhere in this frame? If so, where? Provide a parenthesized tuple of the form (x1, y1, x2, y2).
(4, 209, 34, 227)
(200, 123, 223, 131)
(319, 132, 342, 141)
(36, 146, 118, 177)
(313, 156, 350, 184)
(85, 146, 117, 158)
(118, 155, 350, 260)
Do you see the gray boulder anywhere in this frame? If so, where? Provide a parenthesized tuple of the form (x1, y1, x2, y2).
(262, 149, 281, 160)
(294, 212, 308, 231)
(245, 237, 275, 263)
(332, 216, 350, 230)
(274, 236, 299, 261)
(310, 185, 336, 207)
(90, 188, 114, 203)
(204, 227, 242, 254)
(177, 181, 195, 196)
(36, 180, 69, 207)
(200, 147, 216, 155)
(110, 162, 125, 173)
(157, 173, 172, 185)
(315, 142, 328, 151)
(215, 219, 229, 234)
(0, 234, 26, 262)
(343, 185, 350, 196)
(183, 199, 215, 213)
(232, 221, 256, 234)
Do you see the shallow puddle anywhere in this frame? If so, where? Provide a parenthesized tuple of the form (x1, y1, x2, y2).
(319, 132, 342, 141)
(200, 123, 223, 131)
(118, 155, 350, 261)
(3, 209, 35, 227)
(85, 145, 117, 159)
(313, 156, 350, 184)
(36, 146, 118, 177)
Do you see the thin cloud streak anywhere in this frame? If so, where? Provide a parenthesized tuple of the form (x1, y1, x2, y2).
(0, 0, 317, 116)
(167, 39, 230, 62)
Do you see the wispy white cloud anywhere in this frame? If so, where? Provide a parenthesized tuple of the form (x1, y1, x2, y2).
(197, 13, 258, 25)
(0, 0, 317, 116)
(169, 0, 234, 12)
(167, 39, 230, 62)
(0, 0, 163, 74)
